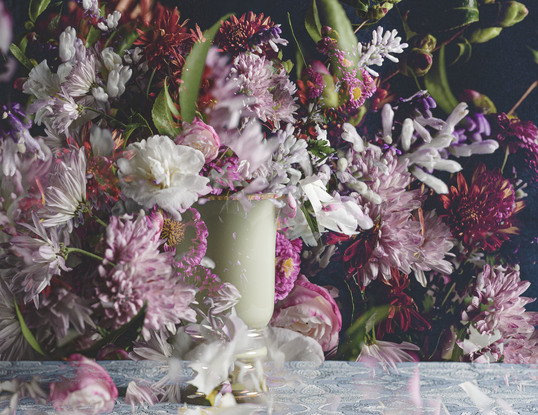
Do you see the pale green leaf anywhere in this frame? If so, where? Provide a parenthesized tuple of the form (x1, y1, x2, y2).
(305, 0, 322, 43)
(29, 0, 51, 22)
(180, 14, 233, 124)
(424, 45, 459, 114)
(14, 301, 46, 356)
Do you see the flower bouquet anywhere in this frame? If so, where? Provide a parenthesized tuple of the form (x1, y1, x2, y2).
(0, 0, 537, 411)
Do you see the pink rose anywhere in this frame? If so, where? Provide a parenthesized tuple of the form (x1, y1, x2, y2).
(271, 275, 342, 353)
(176, 117, 220, 163)
(49, 354, 118, 414)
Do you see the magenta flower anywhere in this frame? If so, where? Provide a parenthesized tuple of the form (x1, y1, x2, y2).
(49, 354, 118, 414)
(274, 231, 302, 302)
(176, 118, 221, 163)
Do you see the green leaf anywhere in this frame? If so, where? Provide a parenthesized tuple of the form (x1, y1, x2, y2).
(152, 79, 180, 137)
(14, 301, 46, 356)
(336, 305, 391, 360)
(406, 0, 479, 34)
(85, 25, 101, 48)
(339, 0, 369, 13)
(114, 27, 140, 56)
(447, 37, 472, 65)
(305, 0, 323, 44)
(81, 304, 147, 358)
(316, 0, 359, 62)
(424, 45, 459, 114)
(287, 12, 306, 78)
(9, 44, 34, 70)
(29, 0, 51, 22)
(180, 14, 233, 124)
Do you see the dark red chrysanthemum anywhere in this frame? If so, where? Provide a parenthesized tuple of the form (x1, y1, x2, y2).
(490, 113, 538, 179)
(134, 5, 197, 84)
(439, 164, 524, 253)
(375, 268, 431, 338)
(214, 12, 274, 55)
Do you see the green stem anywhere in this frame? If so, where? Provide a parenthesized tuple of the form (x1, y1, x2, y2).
(500, 145, 510, 175)
(93, 215, 108, 228)
(66, 247, 105, 263)
(82, 106, 127, 127)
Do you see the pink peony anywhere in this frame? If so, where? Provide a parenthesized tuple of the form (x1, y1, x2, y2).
(176, 117, 221, 163)
(49, 354, 118, 414)
(271, 274, 342, 353)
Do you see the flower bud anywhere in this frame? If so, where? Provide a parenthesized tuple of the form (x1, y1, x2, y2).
(496, 1, 528, 27)
(458, 89, 497, 114)
(399, 48, 433, 77)
(467, 27, 503, 43)
(410, 34, 437, 52)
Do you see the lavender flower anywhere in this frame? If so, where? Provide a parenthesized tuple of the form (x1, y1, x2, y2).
(96, 214, 197, 339)
(231, 52, 298, 130)
(0, 103, 44, 176)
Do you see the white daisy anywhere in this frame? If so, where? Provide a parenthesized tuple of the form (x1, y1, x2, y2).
(41, 148, 88, 231)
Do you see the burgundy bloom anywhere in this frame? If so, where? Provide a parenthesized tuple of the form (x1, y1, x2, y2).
(375, 268, 431, 338)
(274, 232, 302, 302)
(439, 164, 524, 252)
(134, 5, 196, 85)
(489, 113, 538, 179)
(215, 12, 278, 56)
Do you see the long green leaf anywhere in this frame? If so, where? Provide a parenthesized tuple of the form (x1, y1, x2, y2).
(316, 0, 359, 63)
(305, 0, 323, 44)
(152, 79, 180, 137)
(29, 0, 51, 22)
(9, 44, 34, 70)
(424, 45, 459, 114)
(180, 14, 232, 124)
(14, 301, 46, 356)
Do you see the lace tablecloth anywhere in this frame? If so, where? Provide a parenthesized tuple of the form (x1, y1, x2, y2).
(1, 360, 537, 414)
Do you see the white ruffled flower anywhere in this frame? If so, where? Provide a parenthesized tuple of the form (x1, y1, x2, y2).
(118, 135, 210, 217)
(107, 66, 131, 98)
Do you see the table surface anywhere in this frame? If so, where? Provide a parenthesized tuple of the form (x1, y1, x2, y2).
(1, 360, 538, 414)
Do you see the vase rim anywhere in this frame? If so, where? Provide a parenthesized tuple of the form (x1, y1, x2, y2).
(202, 193, 282, 201)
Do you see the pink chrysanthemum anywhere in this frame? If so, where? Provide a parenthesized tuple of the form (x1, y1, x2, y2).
(339, 147, 424, 287)
(96, 214, 196, 339)
(463, 265, 538, 338)
(274, 231, 302, 302)
(231, 52, 298, 129)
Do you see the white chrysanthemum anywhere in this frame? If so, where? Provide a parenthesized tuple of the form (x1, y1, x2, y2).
(9, 212, 71, 304)
(117, 135, 210, 217)
(41, 148, 88, 231)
